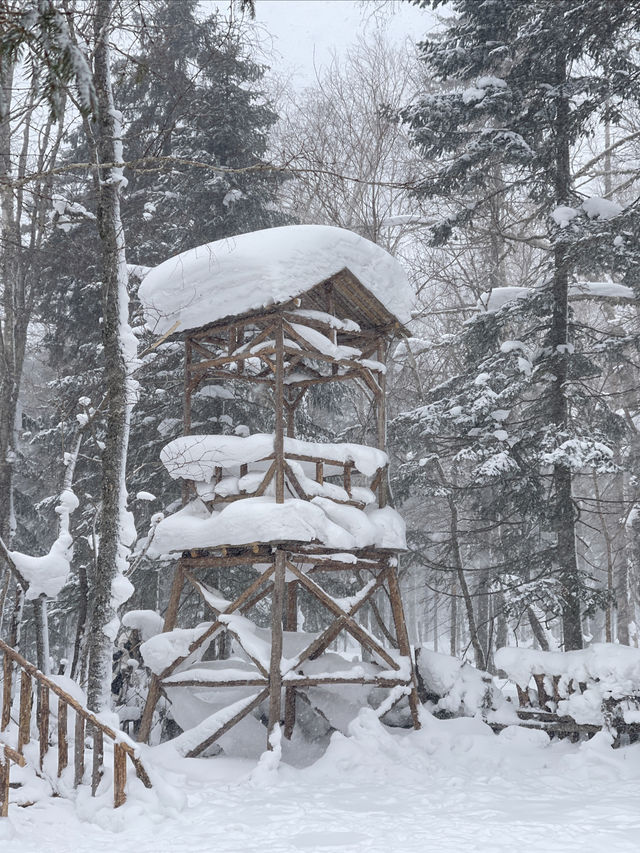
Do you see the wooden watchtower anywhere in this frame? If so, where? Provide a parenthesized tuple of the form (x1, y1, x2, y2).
(137, 225, 421, 754)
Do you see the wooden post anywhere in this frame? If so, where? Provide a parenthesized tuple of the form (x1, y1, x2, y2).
(17, 671, 32, 753)
(284, 580, 298, 740)
(1, 654, 11, 731)
(182, 339, 193, 507)
(387, 566, 421, 730)
(58, 699, 68, 776)
(343, 463, 352, 498)
(74, 712, 85, 787)
(268, 550, 286, 745)
(38, 683, 49, 769)
(138, 563, 185, 743)
(91, 728, 103, 796)
(375, 342, 387, 508)
(0, 744, 25, 818)
(113, 743, 127, 808)
(274, 318, 285, 503)
(0, 753, 7, 818)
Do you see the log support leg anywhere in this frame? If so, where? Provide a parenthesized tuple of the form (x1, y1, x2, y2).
(138, 564, 184, 743)
(387, 566, 421, 730)
(268, 550, 286, 747)
(284, 580, 298, 740)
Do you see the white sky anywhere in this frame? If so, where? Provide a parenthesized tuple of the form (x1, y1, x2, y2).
(207, 0, 431, 87)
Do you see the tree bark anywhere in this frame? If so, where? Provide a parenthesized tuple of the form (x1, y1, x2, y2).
(86, 0, 135, 711)
(551, 40, 582, 650)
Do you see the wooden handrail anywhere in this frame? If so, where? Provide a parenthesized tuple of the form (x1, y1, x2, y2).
(0, 638, 151, 812)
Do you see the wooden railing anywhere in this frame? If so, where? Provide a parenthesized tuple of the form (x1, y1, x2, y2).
(0, 638, 151, 812)
(0, 741, 25, 817)
(198, 452, 386, 512)
(505, 670, 640, 745)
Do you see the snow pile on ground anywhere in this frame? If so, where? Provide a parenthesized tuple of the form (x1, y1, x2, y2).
(495, 644, 640, 724)
(3, 707, 640, 853)
(148, 496, 405, 554)
(138, 224, 413, 335)
(415, 648, 515, 723)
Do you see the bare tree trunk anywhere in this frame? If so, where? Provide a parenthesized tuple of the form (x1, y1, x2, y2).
(34, 594, 50, 673)
(476, 565, 491, 668)
(551, 43, 582, 650)
(527, 607, 550, 651)
(445, 485, 486, 669)
(450, 581, 457, 657)
(494, 590, 508, 651)
(86, 0, 135, 711)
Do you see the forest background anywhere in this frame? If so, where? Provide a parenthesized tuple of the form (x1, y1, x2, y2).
(1, 0, 639, 718)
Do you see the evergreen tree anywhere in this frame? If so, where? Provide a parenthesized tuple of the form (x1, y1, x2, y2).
(400, 0, 640, 649)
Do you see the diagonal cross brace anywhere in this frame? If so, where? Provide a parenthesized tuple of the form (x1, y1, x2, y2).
(284, 561, 401, 672)
(158, 563, 276, 681)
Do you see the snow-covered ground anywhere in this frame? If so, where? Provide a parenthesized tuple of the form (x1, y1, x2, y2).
(3, 709, 639, 853)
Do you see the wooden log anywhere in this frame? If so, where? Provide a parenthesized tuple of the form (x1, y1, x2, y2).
(157, 563, 276, 681)
(274, 320, 285, 503)
(285, 561, 399, 671)
(284, 676, 407, 687)
(285, 570, 390, 674)
(516, 684, 531, 708)
(180, 550, 275, 569)
(268, 551, 286, 745)
(283, 461, 307, 500)
(161, 678, 268, 688)
(74, 713, 85, 788)
(113, 743, 127, 808)
(284, 581, 298, 740)
(17, 671, 32, 754)
(38, 683, 49, 769)
(58, 699, 68, 776)
(387, 567, 421, 729)
(0, 754, 8, 818)
(186, 689, 270, 758)
(138, 563, 186, 743)
(533, 673, 550, 710)
(1, 654, 12, 731)
(315, 461, 323, 485)
(91, 728, 103, 796)
(343, 463, 352, 497)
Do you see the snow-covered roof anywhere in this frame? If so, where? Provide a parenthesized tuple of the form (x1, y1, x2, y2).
(138, 225, 413, 335)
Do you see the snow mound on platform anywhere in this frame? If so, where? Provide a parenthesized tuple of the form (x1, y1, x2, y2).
(161, 433, 388, 481)
(138, 224, 413, 334)
(148, 496, 406, 553)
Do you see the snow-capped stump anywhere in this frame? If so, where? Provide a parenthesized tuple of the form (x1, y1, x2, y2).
(415, 648, 508, 721)
(136, 223, 421, 753)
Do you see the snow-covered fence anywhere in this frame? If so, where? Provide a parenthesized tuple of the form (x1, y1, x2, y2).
(0, 639, 151, 811)
(494, 645, 640, 743)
